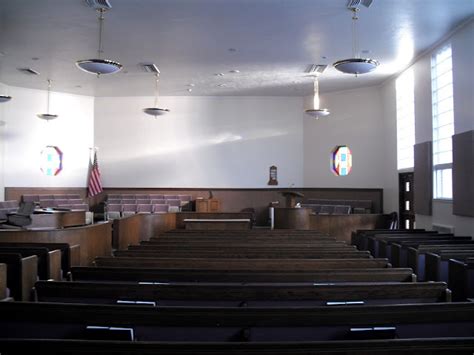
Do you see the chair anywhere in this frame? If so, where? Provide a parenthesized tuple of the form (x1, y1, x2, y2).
(6, 202, 36, 227)
(136, 199, 151, 205)
(333, 205, 351, 215)
(151, 199, 166, 205)
(153, 204, 169, 213)
(53, 199, 69, 207)
(66, 194, 81, 199)
(137, 204, 153, 214)
(106, 204, 122, 220)
(319, 205, 335, 215)
(22, 195, 39, 203)
(121, 199, 136, 205)
(40, 199, 56, 208)
(149, 194, 164, 200)
(166, 199, 181, 212)
(121, 204, 137, 217)
(164, 195, 179, 200)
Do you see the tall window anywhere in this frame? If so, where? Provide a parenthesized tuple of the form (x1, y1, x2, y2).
(396, 68, 415, 170)
(431, 45, 454, 199)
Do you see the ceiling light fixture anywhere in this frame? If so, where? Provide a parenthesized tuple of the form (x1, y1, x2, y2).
(333, 5, 378, 76)
(37, 79, 58, 121)
(0, 95, 11, 103)
(305, 75, 330, 119)
(76, 7, 122, 76)
(143, 72, 170, 117)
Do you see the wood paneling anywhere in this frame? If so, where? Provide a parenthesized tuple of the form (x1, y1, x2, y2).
(112, 213, 176, 250)
(453, 130, 474, 217)
(309, 214, 390, 243)
(273, 208, 312, 229)
(104, 187, 384, 226)
(414, 141, 433, 215)
(0, 222, 111, 265)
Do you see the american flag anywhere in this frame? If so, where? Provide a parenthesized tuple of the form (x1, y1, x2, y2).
(88, 151, 103, 197)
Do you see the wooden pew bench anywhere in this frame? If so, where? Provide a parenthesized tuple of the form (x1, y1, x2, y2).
(35, 280, 450, 306)
(0, 253, 37, 301)
(378, 236, 472, 261)
(0, 242, 80, 279)
(93, 257, 392, 271)
(0, 246, 61, 281)
(367, 234, 455, 258)
(71, 266, 416, 283)
(1, 302, 473, 344)
(426, 251, 474, 282)
(391, 240, 474, 269)
(449, 257, 474, 301)
(352, 229, 428, 250)
(405, 244, 474, 281)
(113, 249, 372, 259)
(183, 218, 252, 230)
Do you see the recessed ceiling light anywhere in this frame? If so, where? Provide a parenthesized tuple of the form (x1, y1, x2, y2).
(187, 83, 195, 87)
(228, 48, 237, 52)
(215, 73, 225, 76)
(217, 84, 226, 87)
(31, 57, 40, 61)
(187, 88, 193, 92)
(229, 69, 240, 73)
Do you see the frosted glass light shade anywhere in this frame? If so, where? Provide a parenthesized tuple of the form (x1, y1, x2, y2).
(76, 59, 123, 75)
(37, 113, 58, 121)
(333, 58, 379, 75)
(0, 95, 12, 103)
(143, 107, 170, 117)
(305, 108, 330, 118)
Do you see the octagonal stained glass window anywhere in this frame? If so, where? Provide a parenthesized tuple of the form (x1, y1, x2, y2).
(331, 145, 352, 176)
(40, 146, 63, 176)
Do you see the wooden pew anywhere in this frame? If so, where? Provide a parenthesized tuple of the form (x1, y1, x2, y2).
(2, 338, 474, 354)
(405, 244, 474, 281)
(449, 257, 474, 301)
(134, 242, 354, 250)
(0, 242, 81, 279)
(367, 234, 456, 258)
(392, 240, 474, 269)
(378, 236, 472, 260)
(425, 251, 474, 282)
(351, 229, 428, 250)
(0, 263, 8, 301)
(113, 249, 373, 259)
(141, 240, 348, 248)
(35, 280, 450, 306)
(0, 253, 37, 301)
(93, 257, 392, 271)
(71, 266, 416, 283)
(0, 246, 61, 281)
(1, 302, 474, 344)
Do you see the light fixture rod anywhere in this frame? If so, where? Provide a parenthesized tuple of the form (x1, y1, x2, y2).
(154, 73, 159, 107)
(352, 8, 360, 59)
(46, 79, 52, 114)
(97, 9, 105, 59)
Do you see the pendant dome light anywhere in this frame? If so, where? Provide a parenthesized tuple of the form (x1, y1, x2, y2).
(305, 76, 330, 118)
(76, 7, 122, 76)
(37, 79, 58, 121)
(333, 5, 379, 76)
(143, 72, 170, 117)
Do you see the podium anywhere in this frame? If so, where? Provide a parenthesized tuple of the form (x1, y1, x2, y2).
(195, 198, 220, 212)
(281, 191, 304, 208)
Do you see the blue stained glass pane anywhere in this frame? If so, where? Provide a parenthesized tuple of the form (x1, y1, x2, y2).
(341, 154, 346, 162)
(341, 168, 347, 176)
(47, 154, 52, 162)
(46, 168, 52, 176)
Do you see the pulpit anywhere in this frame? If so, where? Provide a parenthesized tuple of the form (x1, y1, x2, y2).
(281, 191, 304, 208)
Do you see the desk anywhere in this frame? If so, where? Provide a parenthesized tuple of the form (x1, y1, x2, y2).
(184, 218, 251, 231)
(195, 199, 220, 212)
(29, 210, 86, 229)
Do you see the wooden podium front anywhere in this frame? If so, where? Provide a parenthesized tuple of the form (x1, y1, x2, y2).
(195, 199, 220, 212)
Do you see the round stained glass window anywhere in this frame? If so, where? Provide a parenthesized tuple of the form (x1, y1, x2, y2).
(40, 146, 63, 176)
(331, 145, 352, 176)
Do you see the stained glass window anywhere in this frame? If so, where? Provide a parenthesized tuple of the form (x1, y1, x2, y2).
(40, 146, 63, 176)
(331, 145, 352, 176)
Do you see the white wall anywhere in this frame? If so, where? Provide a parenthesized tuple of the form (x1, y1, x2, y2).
(303, 85, 398, 213)
(2, 85, 94, 188)
(95, 96, 303, 188)
(385, 19, 474, 235)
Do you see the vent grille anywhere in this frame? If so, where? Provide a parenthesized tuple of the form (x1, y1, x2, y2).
(85, 0, 112, 10)
(305, 64, 328, 75)
(140, 63, 160, 74)
(347, 0, 373, 9)
(17, 68, 40, 76)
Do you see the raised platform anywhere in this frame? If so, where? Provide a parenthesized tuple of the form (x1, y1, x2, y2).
(184, 218, 251, 231)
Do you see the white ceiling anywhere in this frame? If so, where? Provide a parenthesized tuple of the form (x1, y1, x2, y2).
(0, 0, 473, 97)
